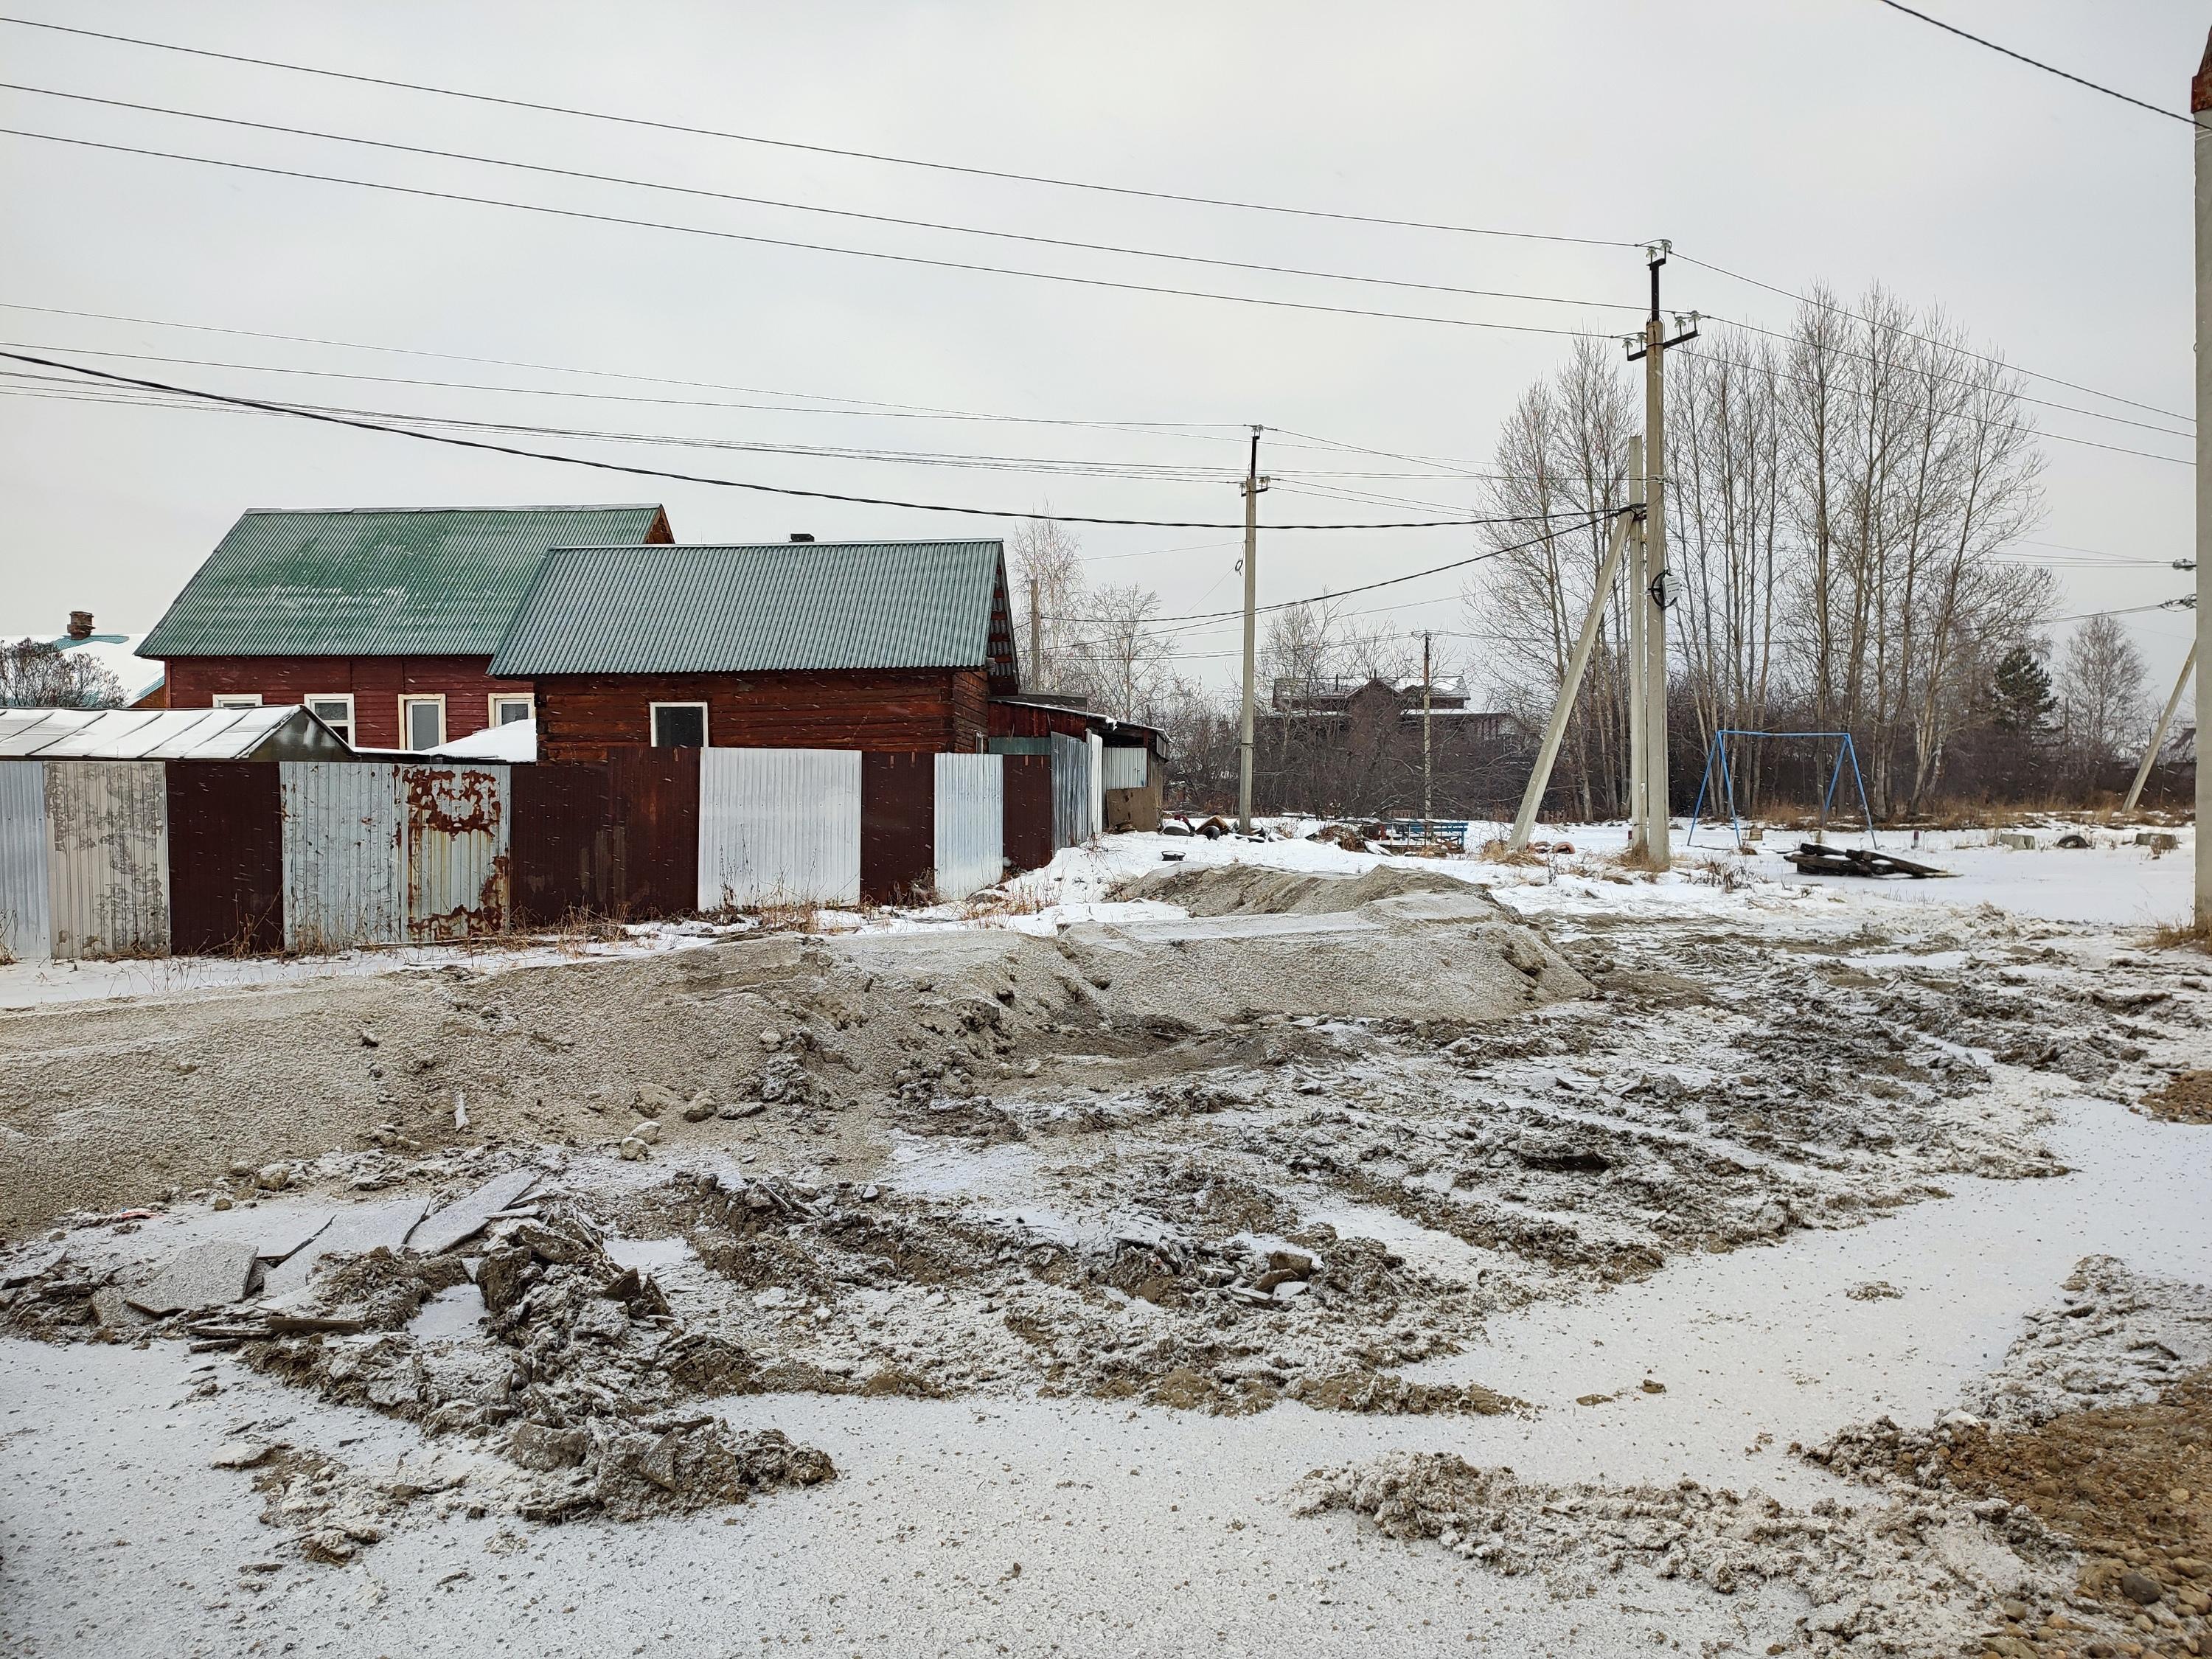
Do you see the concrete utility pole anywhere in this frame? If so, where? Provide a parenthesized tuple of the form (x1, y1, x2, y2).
(2194, 35, 2212, 919)
(1028, 574, 1043, 691)
(1624, 436, 1647, 851)
(1626, 243, 1697, 870)
(1419, 630, 1434, 838)
(2126, 641, 2196, 816)
(1237, 425, 1269, 832)
(1509, 509, 1637, 852)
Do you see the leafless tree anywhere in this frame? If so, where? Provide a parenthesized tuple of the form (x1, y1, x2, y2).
(1068, 582, 1170, 723)
(2059, 614, 2149, 768)
(1009, 515, 1085, 692)
(0, 639, 125, 709)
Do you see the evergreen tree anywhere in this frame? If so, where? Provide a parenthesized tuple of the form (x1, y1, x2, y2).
(1989, 645, 2056, 737)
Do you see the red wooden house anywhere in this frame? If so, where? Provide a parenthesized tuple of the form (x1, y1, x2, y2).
(139, 504, 672, 749)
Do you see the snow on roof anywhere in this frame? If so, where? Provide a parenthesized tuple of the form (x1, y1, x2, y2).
(0, 705, 350, 760)
(431, 717, 537, 762)
(3, 628, 165, 705)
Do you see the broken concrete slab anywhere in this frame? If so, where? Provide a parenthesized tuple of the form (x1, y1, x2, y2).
(260, 1194, 431, 1301)
(125, 1239, 259, 1316)
(406, 1169, 540, 1257)
(254, 1207, 336, 1265)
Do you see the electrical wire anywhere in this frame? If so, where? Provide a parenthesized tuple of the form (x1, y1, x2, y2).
(0, 13, 1638, 248)
(0, 347, 1592, 530)
(0, 127, 1613, 344)
(1680, 260, 2191, 425)
(1866, 0, 2194, 127)
(1677, 345, 2192, 466)
(0, 82, 1644, 318)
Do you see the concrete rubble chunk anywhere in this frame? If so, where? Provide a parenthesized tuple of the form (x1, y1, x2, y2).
(126, 1239, 260, 1316)
(406, 1170, 541, 1258)
(255, 1209, 335, 1266)
(260, 1194, 431, 1301)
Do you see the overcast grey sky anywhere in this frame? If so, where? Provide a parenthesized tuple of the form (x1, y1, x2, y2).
(1, 1, 2202, 693)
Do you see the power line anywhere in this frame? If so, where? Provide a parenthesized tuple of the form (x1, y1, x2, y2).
(1700, 308, 2191, 437)
(0, 347, 1577, 531)
(0, 82, 1644, 319)
(1680, 259, 2192, 425)
(0, 127, 1611, 344)
(1866, 0, 2194, 127)
(0, 13, 1638, 248)
(1678, 344, 2192, 467)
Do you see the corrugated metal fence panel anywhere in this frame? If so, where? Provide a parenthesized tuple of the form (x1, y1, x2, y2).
(1049, 734, 1088, 849)
(510, 762, 612, 927)
(609, 747, 699, 919)
(1001, 754, 1054, 875)
(282, 762, 403, 951)
(167, 762, 285, 955)
(402, 765, 511, 941)
(933, 752, 1004, 900)
(1100, 745, 1149, 791)
(1086, 733, 1105, 841)
(0, 762, 52, 962)
(699, 748, 861, 908)
(860, 752, 933, 905)
(44, 759, 170, 959)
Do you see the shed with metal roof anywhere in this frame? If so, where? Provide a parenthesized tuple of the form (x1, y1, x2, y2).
(495, 540, 1021, 762)
(0, 705, 351, 761)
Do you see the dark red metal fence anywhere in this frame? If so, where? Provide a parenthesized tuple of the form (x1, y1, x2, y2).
(1003, 754, 1053, 874)
(860, 752, 933, 905)
(165, 761, 284, 954)
(510, 748, 698, 925)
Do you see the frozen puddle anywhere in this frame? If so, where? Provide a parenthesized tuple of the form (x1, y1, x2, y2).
(1397, 1095, 2212, 1490)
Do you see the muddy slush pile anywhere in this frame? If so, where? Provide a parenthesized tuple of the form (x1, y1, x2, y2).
(6, 860, 2212, 1621)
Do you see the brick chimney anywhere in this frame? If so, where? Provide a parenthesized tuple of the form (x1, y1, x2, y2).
(66, 610, 93, 639)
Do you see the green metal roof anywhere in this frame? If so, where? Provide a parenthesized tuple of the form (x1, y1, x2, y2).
(139, 504, 670, 658)
(491, 540, 1010, 677)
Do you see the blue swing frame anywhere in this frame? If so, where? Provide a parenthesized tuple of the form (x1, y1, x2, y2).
(1685, 729, 1877, 851)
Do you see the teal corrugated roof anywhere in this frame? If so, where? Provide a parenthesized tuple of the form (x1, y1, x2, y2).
(139, 504, 669, 658)
(492, 541, 1007, 676)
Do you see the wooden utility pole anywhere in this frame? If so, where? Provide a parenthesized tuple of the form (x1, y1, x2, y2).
(1237, 426, 1267, 832)
(1509, 510, 1636, 851)
(2127, 640, 2196, 816)
(1624, 435, 1647, 850)
(1626, 243, 1696, 869)
(1419, 630, 1434, 838)
(1028, 574, 1043, 691)
(2194, 35, 2212, 918)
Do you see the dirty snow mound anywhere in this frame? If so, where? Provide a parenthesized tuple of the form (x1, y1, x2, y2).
(1118, 863, 1485, 915)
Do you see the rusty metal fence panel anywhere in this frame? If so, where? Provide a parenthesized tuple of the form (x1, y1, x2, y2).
(282, 762, 403, 951)
(933, 752, 1003, 900)
(0, 762, 51, 962)
(699, 748, 861, 909)
(511, 751, 698, 925)
(860, 752, 933, 905)
(402, 764, 510, 941)
(167, 762, 284, 955)
(1001, 755, 1053, 875)
(1050, 733, 1090, 849)
(44, 759, 170, 959)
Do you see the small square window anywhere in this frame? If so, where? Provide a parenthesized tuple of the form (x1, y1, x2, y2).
(306, 695, 355, 745)
(651, 703, 706, 748)
(212, 694, 261, 710)
(491, 695, 532, 727)
(400, 695, 445, 751)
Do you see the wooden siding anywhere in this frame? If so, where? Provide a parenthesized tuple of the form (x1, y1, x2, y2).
(165, 655, 532, 748)
(535, 668, 992, 763)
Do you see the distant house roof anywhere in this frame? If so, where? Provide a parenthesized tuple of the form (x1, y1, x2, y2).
(0, 705, 350, 760)
(492, 540, 1018, 684)
(3, 625, 164, 705)
(139, 504, 672, 659)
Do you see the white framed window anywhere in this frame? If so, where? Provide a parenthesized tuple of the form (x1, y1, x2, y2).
(400, 694, 446, 752)
(490, 693, 533, 727)
(650, 702, 707, 748)
(305, 694, 355, 745)
(211, 693, 262, 710)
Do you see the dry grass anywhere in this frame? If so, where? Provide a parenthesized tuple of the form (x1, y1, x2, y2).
(1474, 838, 1543, 866)
(957, 884, 1050, 923)
(2146, 915, 2212, 955)
(749, 897, 825, 935)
